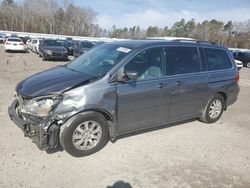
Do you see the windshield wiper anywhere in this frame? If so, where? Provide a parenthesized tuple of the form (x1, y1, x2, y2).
(63, 65, 80, 73)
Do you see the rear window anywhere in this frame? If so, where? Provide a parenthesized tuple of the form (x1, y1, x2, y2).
(7, 38, 22, 42)
(165, 46, 201, 75)
(204, 48, 232, 71)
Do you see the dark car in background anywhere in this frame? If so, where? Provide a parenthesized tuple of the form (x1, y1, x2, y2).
(233, 51, 250, 68)
(63, 40, 74, 55)
(39, 39, 68, 61)
(73, 40, 95, 58)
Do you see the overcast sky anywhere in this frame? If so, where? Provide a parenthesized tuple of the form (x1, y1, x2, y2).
(74, 0, 250, 29)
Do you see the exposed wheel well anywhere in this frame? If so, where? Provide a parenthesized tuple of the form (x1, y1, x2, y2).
(92, 109, 113, 122)
(216, 92, 227, 110)
(217, 92, 227, 102)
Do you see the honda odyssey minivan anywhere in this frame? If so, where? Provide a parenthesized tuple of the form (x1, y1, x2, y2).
(8, 40, 240, 157)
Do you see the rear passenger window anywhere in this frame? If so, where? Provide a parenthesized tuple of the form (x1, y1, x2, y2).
(204, 48, 232, 71)
(165, 47, 201, 75)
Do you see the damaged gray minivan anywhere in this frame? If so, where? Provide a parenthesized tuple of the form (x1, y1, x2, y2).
(8, 40, 239, 157)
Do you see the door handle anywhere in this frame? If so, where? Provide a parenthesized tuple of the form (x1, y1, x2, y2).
(157, 83, 168, 88)
(176, 81, 185, 86)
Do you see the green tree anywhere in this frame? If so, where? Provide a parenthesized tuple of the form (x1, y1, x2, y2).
(171, 18, 186, 37)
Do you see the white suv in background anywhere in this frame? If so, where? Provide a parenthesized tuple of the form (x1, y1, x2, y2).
(4, 37, 26, 52)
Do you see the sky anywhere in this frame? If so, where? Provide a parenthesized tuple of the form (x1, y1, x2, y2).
(74, 0, 250, 29)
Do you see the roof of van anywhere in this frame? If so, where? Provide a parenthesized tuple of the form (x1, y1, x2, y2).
(110, 39, 225, 49)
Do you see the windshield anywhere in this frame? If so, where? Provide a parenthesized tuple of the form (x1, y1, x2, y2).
(66, 43, 132, 76)
(44, 40, 62, 46)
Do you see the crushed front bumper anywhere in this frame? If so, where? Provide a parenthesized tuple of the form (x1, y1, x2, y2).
(8, 100, 60, 150)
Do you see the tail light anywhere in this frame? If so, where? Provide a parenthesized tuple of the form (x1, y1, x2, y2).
(5, 42, 11, 45)
(19, 43, 24, 45)
(235, 73, 240, 84)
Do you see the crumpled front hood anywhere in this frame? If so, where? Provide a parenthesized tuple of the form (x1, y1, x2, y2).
(16, 66, 92, 97)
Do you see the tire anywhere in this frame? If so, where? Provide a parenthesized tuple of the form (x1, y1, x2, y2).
(199, 94, 225, 123)
(59, 112, 109, 157)
(247, 62, 250, 68)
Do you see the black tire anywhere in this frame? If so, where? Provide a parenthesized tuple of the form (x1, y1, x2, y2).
(199, 94, 225, 124)
(59, 112, 109, 157)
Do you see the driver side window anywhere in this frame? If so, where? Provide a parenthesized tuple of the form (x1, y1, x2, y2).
(124, 47, 165, 81)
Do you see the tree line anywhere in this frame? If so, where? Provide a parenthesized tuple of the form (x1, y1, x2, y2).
(109, 19, 250, 49)
(1, 0, 250, 48)
(0, 0, 102, 36)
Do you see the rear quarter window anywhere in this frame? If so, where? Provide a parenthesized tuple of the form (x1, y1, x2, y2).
(204, 48, 232, 71)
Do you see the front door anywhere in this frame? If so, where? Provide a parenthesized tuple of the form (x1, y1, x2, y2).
(117, 47, 171, 133)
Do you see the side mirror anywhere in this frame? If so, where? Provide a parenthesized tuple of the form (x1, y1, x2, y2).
(116, 68, 138, 82)
(125, 71, 138, 81)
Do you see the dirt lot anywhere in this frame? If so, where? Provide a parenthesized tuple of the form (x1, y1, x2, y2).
(0, 44, 250, 188)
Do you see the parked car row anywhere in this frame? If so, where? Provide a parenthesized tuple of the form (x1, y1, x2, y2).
(27, 38, 101, 61)
(3, 35, 103, 61)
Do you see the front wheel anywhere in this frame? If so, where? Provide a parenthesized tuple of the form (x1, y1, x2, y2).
(199, 94, 225, 123)
(59, 112, 109, 157)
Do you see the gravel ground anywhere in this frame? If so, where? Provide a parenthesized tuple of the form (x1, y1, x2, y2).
(0, 44, 250, 188)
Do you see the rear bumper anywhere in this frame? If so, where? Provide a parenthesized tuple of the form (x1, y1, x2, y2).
(5, 45, 26, 51)
(8, 100, 60, 150)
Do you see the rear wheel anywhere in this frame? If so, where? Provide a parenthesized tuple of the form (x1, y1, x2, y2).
(247, 62, 250, 68)
(59, 112, 109, 157)
(199, 94, 225, 123)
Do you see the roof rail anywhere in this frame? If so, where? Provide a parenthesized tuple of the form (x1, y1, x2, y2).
(172, 39, 217, 45)
(196, 40, 217, 45)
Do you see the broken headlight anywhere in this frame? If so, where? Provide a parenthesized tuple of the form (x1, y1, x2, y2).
(21, 96, 61, 117)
